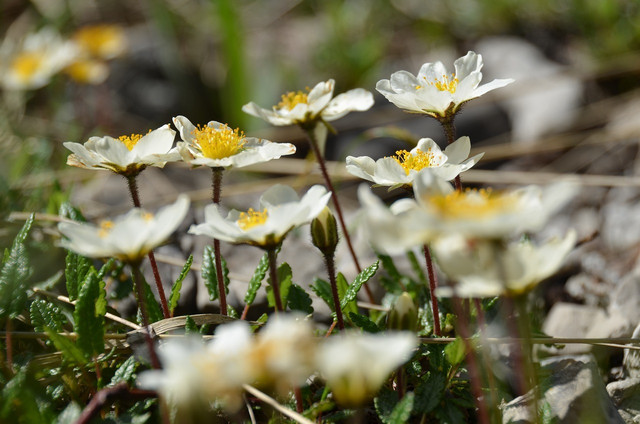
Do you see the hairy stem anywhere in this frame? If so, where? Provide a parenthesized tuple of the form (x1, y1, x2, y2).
(422, 245, 442, 336)
(211, 167, 229, 316)
(325, 254, 345, 330)
(267, 247, 284, 313)
(440, 117, 462, 191)
(130, 263, 161, 369)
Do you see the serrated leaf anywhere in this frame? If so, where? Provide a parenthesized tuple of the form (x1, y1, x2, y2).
(388, 392, 414, 424)
(444, 337, 466, 366)
(58, 201, 86, 222)
(348, 312, 381, 333)
(311, 278, 334, 311)
(287, 283, 313, 314)
(44, 326, 87, 364)
(337, 272, 357, 315)
(379, 254, 402, 281)
(110, 355, 138, 386)
(169, 255, 193, 314)
(143, 280, 164, 324)
(375, 386, 399, 424)
(30, 299, 66, 333)
(96, 258, 115, 280)
(341, 261, 379, 310)
(0, 214, 34, 319)
(413, 372, 446, 414)
(202, 245, 229, 301)
(73, 270, 105, 358)
(266, 263, 292, 309)
(406, 250, 427, 285)
(244, 252, 268, 305)
(184, 315, 198, 334)
(56, 402, 82, 424)
(64, 251, 93, 302)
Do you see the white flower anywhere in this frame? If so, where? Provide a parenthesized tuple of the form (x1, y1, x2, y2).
(58, 195, 190, 263)
(72, 25, 127, 60)
(317, 331, 417, 407)
(242, 79, 374, 127)
(376, 51, 514, 119)
(189, 184, 331, 249)
(346, 136, 483, 189)
(172, 115, 295, 168)
(0, 27, 78, 90)
(63, 124, 180, 175)
(434, 231, 576, 297)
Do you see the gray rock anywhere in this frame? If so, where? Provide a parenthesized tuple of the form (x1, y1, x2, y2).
(607, 378, 640, 424)
(542, 303, 607, 356)
(602, 202, 640, 253)
(624, 324, 640, 378)
(502, 354, 624, 423)
(610, 274, 640, 328)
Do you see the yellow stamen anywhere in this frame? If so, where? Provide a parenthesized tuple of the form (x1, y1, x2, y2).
(73, 25, 126, 59)
(429, 189, 518, 219)
(192, 125, 245, 159)
(276, 90, 309, 110)
(11, 52, 44, 81)
(237, 208, 268, 230)
(142, 212, 154, 221)
(391, 148, 439, 175)
(98, 220, 114, 238)
(415, 85, 422, 90)
(118, 132, 146, 151)
(425, 73, 459, 93)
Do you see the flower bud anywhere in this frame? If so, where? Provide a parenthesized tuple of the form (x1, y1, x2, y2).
(387, 292, 418, 332)
(310, 207, 339, 256)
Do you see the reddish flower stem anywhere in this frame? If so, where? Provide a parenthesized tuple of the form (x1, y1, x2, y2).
(211, 167, 228, 316)
(130, 263, 161, 369)
(440, 117, 462, 191)
(325, 254, 345, 330)
(422, 245, 442, 336)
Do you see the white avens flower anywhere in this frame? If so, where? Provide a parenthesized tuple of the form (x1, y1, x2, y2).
(189, 184, 331, 249)
(242, 79, 374, 127)
(63, 124, 179, 175)
(376, 51, 514, 119)
(72, 25, 127, 60)
(434, 231, 576, 297)
(172, 115, 295, 168)
(58, 195, 190, 263)
(346, 136, 483, 190)
(317, 331, 417, 407)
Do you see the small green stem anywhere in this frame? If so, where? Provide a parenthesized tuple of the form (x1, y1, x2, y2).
(267, 247, 284, 313)
(126, 175, 170, 319)
(130, 263, 161, 369)
(325, 254, 345, 330)
(422, 244, 442, 336)
(211, 168, 228, 316)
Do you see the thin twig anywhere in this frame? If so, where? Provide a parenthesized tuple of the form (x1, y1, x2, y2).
(242, 384, 314, 424)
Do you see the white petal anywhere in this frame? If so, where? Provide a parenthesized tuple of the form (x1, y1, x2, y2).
(453, 51, 482, 81)
(471, 78, 515, 98)
(172, 115, 198, 144)
(322, 88, 374, 121)
(133, 124, 176, 160)
(442, 136, 471, 164)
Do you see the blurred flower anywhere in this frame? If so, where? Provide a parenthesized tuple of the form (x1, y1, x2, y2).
(58, 195, 190, 263)
(242, 79, 373, 127)
(189, 184, 331, 249)
(376, 51, 513, 119)
(387, 292, 418, 332)
(346, 136, 483, 189)
(317, 331, 417, 407)
(0, 27, 77, 90)
(72, 24, 127, 60)
(434, 231, 576, 297)
(64, 58, 109, 85)
(63, 124, 179, 176)
(172, 115, 295, 168)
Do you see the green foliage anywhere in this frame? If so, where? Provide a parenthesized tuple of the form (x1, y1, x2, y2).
(444, 337, 467, 367)
(110, 356, 139, 386)
(30, 299, 67, 333)
(44, 327, 87, 365)
(311, 278, 334, 311)
(0, 214, 34, 319)
(0, 367, 56, 423)
(64, 251, 92, 302)
(202, 245, 229, 301)
(143, 280, 164, 324)
(348, 312, 381, 333)
(73, 270, 106, 358)
(375, 387, 399, 423)
(244, 251, 269, 305)
(287, 283, 314, 314)
(169, 254, 193, 314)
(58, 201, 86, 222)
(387, 392, 414, 424)
(266, 262, 292, 309)
(340, 261, 379, 310)
(413, 372, 447, 414)
(184, 315, 198, 334)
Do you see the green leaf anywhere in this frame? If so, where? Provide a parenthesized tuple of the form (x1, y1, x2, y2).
(444, 337, 467, 366)
(169, 255, 193, 314)
(406, 250, 427, 285)
(44, 326, 87, 364)
(337, 272, 357, 315)
(64, 251, 93, 301)
(375, 387, 399, 424)
(56, 403, 82, 424)
(184, 315, 198, 334)
(388, 392, 414, 424)
(311, 278, 334, 311)
(413, 372, 446, 414)
(143, 280, 164, 324)
(110, 355, 138, 386)
(30, 299, 66, 333)
(244, 252, 268, 305)
(202, 245, 229, 301)
(287, 283, 313, 314)
(379, 254, 402, 281)
(0, 214, 34, 319)
(73, 270, 106, 358)
(96, 258, 115, 280)
(341, 261, 379, 310)
(0, 366, 54, 423)
(348, 312, 381, 333)
(266, 262, 292, 309)
(58, 201, 86, 222)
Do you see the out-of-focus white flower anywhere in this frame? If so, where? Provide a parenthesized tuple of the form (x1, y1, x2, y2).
(346, 136, 483, 189)
(189, 184, 331, 249)
(63, 124, 179, 175)
(58, 195, 190, 263)
(0, 27, 78, 90)
(376, 51, 513, 119)
(317, 331, 417, 407)
(172, 115, 295, 168)
(72, 25, 127, 60)
(434, 231, 576, 297)
(242, 79, 374, 127)
(64, 58, 109, 84)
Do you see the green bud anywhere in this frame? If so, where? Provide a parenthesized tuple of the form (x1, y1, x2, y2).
(387, 292, 418, 332)
(310, 207, 339, 256)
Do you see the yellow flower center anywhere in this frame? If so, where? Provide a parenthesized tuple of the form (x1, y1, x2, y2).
(429, 189, 518, 219)
(142, 212, 154, 221)
(424, 73, 459, 93)
(73, 25, 126, 58)
(237, 208, 268, 230)
(98, 220, 114, 238)
(192, 125, 245, 159)
(11, 52, 44, 81)
(392, 148, 439, 175)
(118, 132, 145, 151)
(276, 90, 309, 110)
